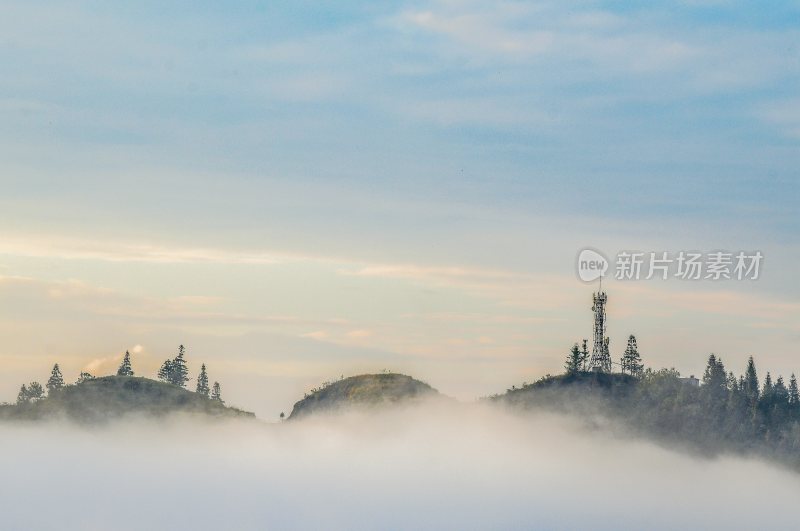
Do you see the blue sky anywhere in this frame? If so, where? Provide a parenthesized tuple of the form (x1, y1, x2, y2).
(0, 0, 798, 415)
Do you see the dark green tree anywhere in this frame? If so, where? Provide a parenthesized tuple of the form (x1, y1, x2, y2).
(117, 351, 134, 376)
(46, 364, 64, 395)
(157, 359, 173, 383)
(744, 356, 759, 406)
(789, 374, 799, 407)
(703, 354, 726, 388)
(196, 364, 210, 397)
(762, 372, 774, 402)
(210, 381, 223, 403)
(27, 381, 44, 400)
(580, 340, 590, 371)
(16, 384, 29, 404)
(774, 376, 789, 405)
(702, 354, 727, 410)
(565, 343, 582, 375)
(170, 345, 189, 387)
(621, 335, 644, 377)
(77, 372, 94, 384)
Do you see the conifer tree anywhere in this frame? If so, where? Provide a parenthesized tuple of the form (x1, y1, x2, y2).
(117, 351, 134, 376)
(196, 364, 210, 397)
(763, 372, 774, 398)
(702, 354, 727, 407)
(744, 356, 759, 405)
(789, 374, 799, 406)
(621, 335, 644, 377)
(46, 364, 64, 395)
(77, 372, 94, 384)
(211, 381, 223, 403)
(27, 382, 44, 401)
(16, 384, 29, 404)
(727, 372, 739, 393)
(170, 345, 189, 387)
(157, 359, 173, 383)
(774, 376, 789, 404)
(580, 340, 590, 371)
(565, 343, 582, 375)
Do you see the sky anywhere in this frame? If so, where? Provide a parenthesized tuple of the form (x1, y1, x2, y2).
(0, 0, 798, 417)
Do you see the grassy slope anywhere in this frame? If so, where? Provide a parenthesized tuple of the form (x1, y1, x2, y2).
(0, 376, 254, 423)
(289, 373, 439, 419)
(497, 372, 638, 407)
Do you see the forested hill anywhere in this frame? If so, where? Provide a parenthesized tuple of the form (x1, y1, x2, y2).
(289, 373, 439, 419)
(0, 376, 254, 423)
(493, 360, 800, 469)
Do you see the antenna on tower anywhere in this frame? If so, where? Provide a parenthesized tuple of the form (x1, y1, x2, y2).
(588, 283, 611, 373)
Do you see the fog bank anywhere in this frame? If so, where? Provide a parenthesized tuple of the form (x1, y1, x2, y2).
(1, 402, 798, 530)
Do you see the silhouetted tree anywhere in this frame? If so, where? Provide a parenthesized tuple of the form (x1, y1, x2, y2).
(46, 364, 64, 395)
(789, 374, 799, 407)
(77, 372, 94, 384)
(580, 340, 590, 371)
(196, 364, 210, 397)
(621, 335, 644, 377)
(27, 382, 44, 401)
(280, 412, 285, 421)
(170, 345, 189, 387)
(565, 343, 582, 375)
(157, 359, 173, 383)
(211, 381, 223, 403)
(744, 356, 759, 406)
(702, 354, 727, 412)
(16, 384, 29, 404)
(117, 351, 134, 376)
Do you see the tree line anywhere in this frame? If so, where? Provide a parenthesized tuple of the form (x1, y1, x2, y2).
(546, 338, 800, 464)
(14, 345, 224, 405)
(564, 334, 644, 376)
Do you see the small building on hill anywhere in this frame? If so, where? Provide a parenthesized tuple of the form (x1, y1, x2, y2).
(679, 375, 700, 387)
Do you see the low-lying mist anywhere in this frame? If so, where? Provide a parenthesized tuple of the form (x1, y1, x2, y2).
(1, 401, 798, 530)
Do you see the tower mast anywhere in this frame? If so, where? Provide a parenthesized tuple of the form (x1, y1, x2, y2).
(588, 283, 611, 372)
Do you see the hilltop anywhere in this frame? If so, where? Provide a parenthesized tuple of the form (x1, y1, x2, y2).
(0, 376, 254, 424)
(494, 371, 638, 410)
(289, 373, 439, 419)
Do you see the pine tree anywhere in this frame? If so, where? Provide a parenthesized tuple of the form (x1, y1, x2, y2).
(46, 364, 64, 395)
(117, 351, 134, 376)
(170, 345, 189, 387)
(711, 355, 726, 384)
(774, 376, 789, 404)
(157, 359, 173, 383)
(621, 335, 644, 377)
(196, 364, 210, 397)
(27, 382, 44, 401)
(16, 384, 29, 404)
(763, 372, 774, 398)
(744, 356, 759, 405)
(565, 343, 582, 375)
(702, 354, 727, 406)
(727, 371, 739, 392)
(77, 372, 94, 384)
(789, 374, 799, 406)
(580, 340, 590, 371)
(211, 381, 223, 403)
